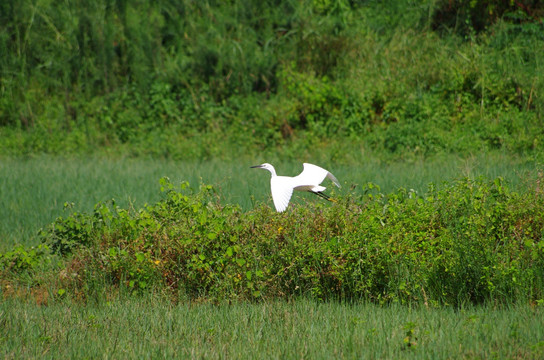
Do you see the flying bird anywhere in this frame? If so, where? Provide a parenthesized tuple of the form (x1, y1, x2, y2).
(251, 162, 341, 212)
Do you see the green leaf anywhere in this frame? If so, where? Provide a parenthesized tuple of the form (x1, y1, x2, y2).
(236, 258, 246, 267)
(226, 246, 233, 257)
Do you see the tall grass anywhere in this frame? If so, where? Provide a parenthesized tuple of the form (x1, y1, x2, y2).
(1, 153, 540, 249)
(1, 297, 543, 359)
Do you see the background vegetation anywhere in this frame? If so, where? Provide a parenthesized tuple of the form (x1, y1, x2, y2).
(1, 0, 542, 160)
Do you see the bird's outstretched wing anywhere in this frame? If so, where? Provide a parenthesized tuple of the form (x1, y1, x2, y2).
(299, 163, 341, 188)
(270, 177, 294, 212)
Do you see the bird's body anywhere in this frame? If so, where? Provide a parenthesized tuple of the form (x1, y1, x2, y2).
(251, 163, 341, 212)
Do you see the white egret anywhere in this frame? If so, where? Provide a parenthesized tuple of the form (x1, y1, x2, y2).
(251, 163, 341, 212)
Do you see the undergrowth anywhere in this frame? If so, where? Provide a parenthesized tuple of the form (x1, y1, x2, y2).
(2, 174, 543, 307)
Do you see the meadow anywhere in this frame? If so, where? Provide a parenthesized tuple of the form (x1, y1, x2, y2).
(2, 297, 544, 359)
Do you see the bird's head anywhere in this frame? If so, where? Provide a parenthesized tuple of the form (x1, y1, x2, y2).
(250, 163, 276, 176)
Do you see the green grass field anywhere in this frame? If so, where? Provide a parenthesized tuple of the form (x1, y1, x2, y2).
(1, 153, 540, 250)
(1, 297, 543, 359)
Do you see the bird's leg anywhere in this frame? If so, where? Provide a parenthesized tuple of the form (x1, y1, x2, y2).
(314, 191, 331, 201)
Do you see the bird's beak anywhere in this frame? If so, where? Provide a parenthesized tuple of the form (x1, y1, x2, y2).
(250, 165, 262, 168)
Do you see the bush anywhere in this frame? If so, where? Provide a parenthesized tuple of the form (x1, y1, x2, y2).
(3, 174, 538, 305)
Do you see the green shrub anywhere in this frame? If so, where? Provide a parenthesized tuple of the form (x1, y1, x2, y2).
(0, 244, 50, 273)
(13, 175, 539, 306)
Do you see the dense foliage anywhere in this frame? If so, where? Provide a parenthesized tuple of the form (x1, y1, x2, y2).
(2, 175, 543, 306)
(1, 0, 543, 159)
(432, 0, 544, 34)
